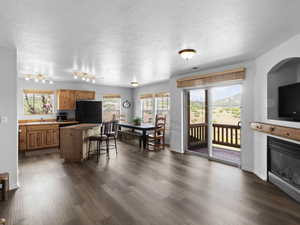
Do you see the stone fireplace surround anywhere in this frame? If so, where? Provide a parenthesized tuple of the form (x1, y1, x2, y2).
(268, 136, 300, 202)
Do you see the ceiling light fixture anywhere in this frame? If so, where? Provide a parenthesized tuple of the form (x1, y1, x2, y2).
(179, 49, 197, 60)
(131, 81, 139, 87)
(24, 73, 54, 84)
(73, 71, 96, 83)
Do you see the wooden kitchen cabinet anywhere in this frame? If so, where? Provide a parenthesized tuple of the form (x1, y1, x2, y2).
(75, 90, 95, 101)
(57, 89, 95, 110)
(19, 125, 27, 151)
(26, 125, 60, 150)
(57, 89, 76, 110)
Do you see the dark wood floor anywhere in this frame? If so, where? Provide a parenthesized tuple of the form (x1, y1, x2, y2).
(1, 142, 300, 225)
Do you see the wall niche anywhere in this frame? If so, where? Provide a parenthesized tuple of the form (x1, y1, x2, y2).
(268, 57, 300, 121)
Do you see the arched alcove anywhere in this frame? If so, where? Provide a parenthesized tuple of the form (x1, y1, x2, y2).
(268, 57, 300, 121)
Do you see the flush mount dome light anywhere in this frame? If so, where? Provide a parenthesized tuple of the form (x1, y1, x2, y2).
(179, 49, 197, 60)
(131, 81, 139, 87)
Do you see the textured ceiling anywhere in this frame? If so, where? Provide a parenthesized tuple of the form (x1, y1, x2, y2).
(1, 0, 300, 87)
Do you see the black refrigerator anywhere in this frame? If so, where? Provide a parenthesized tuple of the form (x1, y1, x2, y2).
(75, 101, 102, 123)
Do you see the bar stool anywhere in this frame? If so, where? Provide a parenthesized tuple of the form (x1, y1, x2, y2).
(104, 121, 118, 155)
(87, 125, 109, 161)
(0, 173, 9, 201)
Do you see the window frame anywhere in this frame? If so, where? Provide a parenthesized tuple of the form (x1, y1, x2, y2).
(140, 96, 155, 123)
(23, 89, 55, 115)
(154, 93, 170, 128)
(140, 92, 170, 125)
(102, 95, 122, 122)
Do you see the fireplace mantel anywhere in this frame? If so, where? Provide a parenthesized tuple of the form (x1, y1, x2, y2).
(250, 122, 300, 142)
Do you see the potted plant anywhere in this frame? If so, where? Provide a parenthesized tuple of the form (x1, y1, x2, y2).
(132, 117, 142, 126)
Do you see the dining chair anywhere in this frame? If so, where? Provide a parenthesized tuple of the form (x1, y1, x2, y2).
(146, 115, 166, 151)
(119, 114, 127, 123)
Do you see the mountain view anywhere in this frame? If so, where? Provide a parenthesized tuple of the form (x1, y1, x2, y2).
(213, 93, 241, 107)
(190, 90, 241, 125)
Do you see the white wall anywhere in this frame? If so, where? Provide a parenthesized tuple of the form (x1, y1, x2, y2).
(18, 79, 134, 121)
(254, 33, 300, 180)
(169, 62, 255, 172)
(0, 47, 18, 189)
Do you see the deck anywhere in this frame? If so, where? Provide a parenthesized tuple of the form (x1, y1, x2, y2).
(188, 123, 241, 165)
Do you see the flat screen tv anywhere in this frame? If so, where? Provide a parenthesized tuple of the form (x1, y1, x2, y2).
(279, 83, 300, 120)
(75, 101, 102, 123)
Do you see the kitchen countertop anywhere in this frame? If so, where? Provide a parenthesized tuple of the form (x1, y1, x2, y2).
(18, 121, 79, 126)
(60, 123, 100, 130)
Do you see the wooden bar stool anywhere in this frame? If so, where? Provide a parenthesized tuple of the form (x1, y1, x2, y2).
(0, 218, 5, 225)
(0, 173, 9, 201)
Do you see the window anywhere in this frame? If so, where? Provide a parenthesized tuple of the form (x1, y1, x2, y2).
(211, 84, 241, 125)
(189, 89, 206, 124)
(23, 90, 55, 115)
(155, 92, 170, 127)
(141, 95, 154, 123)
(140, 92, 170, 125)
(102, 94, 121, 122)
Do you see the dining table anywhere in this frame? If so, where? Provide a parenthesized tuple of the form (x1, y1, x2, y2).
(118, 123, 156, 149)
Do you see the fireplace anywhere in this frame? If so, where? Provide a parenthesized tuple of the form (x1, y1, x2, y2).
(268, 136, 300, 202)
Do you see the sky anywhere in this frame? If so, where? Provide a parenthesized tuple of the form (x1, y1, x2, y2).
(190, 84, 241, 102)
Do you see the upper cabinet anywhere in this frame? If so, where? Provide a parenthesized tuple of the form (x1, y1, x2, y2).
(75, 90, 95, 101)
(57, 90, 76, 110)
(57, 89, 95, 110)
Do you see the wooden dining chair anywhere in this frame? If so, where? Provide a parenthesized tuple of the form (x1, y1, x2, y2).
(119, 114, 127, 123)
(146, 115, 166, 151)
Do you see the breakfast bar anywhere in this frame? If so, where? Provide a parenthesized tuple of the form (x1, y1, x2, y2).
(60, 124, 100, 162)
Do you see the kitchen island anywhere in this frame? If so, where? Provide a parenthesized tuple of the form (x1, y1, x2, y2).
(60, 124, 100, 162)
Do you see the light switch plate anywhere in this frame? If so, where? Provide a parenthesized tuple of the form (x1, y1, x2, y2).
(0, 116, 8, 124)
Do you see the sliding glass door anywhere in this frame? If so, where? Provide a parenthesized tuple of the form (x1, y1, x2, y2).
(186, 84, 242, 166)
(211, 84, 242, 166)
(187, 89, 208, 156)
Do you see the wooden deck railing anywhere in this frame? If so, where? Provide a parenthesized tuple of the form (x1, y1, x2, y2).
(212, 123, 241, 148)
(188, 122, 241, 149)
(188, 123, 208, 147)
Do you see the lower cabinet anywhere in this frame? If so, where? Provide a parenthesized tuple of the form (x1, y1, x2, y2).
(44, 128, 59, 147)
(19, 125, 27, 151)
(25, 125, 60, 150)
